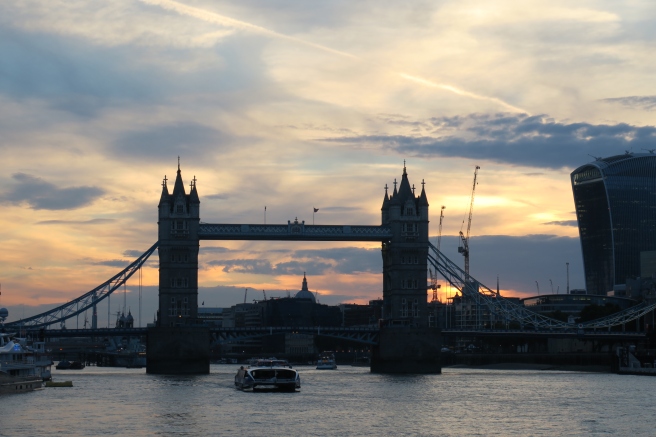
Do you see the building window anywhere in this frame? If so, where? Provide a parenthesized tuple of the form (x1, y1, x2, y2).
(176, 205, 184, 214)
(401, 298, 408, 317)
(402, 223, 417, 234)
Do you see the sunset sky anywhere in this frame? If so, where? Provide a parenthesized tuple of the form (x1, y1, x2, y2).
(2, 0, 656, 326)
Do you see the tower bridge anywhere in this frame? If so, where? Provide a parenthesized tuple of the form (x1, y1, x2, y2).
(6, 163, 656, 374)
(148, 162, 438, 373)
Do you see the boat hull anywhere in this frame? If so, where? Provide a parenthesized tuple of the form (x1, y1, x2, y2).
(0, 375, 43, 394)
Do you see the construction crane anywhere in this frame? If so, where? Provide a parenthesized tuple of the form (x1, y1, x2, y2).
(262, 290, 267, 301)
(243, 288, 248, 304)
(429, 206, 446, 302)
(437, 206, 445, 251)
(429, 268, 440, 302)
(458, 165, 480, 279)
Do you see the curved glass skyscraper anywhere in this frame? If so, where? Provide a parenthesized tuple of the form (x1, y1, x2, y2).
(571, 153, 656, 295)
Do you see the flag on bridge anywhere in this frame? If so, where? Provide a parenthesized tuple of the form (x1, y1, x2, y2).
(314, 208, 319, 212)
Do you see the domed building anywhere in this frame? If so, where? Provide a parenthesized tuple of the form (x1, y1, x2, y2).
(261, 273, 339, 327)
(295, 273, 316, 303)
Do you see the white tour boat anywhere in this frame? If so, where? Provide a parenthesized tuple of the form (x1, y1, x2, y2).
(0, 333, 50, 394)
(316, 352, 337, 370)
(234, 358, 300, 392)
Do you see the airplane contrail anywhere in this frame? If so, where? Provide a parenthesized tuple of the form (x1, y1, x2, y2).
(139, 0, 357, 60)
(399, 74, 526, 113)
(139, 0, 525, 113)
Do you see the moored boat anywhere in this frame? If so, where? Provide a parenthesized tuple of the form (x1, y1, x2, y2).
(235, 359, 300, 392)
(55, 360, 71, 370)
(0, 332, 47, 393)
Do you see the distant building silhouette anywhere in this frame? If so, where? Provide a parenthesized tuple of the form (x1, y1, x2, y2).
(571, 153, 656, 295)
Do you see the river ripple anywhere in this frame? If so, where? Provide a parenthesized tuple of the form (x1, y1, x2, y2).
(0, 365, 654, 436)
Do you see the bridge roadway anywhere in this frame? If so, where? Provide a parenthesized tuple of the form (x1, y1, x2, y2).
(30, 327, 646, 344)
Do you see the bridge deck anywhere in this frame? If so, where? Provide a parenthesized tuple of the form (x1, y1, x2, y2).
(34, 327, 647, 344)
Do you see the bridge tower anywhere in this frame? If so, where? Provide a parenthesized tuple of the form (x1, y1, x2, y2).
(149, 163, 208, 375)
(157, 163, 201, 327)
(381, 163, 430, 327)
(374, 164, 439, 373)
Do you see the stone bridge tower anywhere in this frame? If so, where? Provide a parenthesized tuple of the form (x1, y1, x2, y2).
(381, 164, 429, 327)
(149, 163, 208, 375)
(374, 164, 439, 374)
(157, 163, 200, 327)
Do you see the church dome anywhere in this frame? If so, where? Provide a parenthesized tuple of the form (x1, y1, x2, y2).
(294, 272, 316, 303)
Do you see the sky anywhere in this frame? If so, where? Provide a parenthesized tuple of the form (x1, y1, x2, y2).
(2, 0, 656, 326)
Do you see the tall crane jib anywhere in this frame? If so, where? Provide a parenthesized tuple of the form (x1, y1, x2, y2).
(437, 206, 445, 252)
(458, 166, 480, 279)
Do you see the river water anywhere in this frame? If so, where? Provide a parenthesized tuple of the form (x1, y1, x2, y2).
(1, 364, 654, 436)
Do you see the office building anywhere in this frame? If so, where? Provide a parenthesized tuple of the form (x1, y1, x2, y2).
(571, 153, 656, 294)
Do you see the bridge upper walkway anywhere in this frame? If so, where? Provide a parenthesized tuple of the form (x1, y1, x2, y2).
(198, 223, 392, 241)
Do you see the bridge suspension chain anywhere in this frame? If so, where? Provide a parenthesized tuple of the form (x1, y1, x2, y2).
(5, 242, 159, 329)
(427, 242, 656, 330)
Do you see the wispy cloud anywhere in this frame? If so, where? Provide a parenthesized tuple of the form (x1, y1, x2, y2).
(601, 95, 656, 111)
(543, 220, 578, 227)
(140, 0, 357, 59)
(139, 0, 522, 112)
(1, 173, 105, 210)
(36, 218, 115, 225)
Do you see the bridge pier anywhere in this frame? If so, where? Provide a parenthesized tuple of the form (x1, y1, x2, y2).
(370, 326, 441, 374)
(146, 326, 210, 374)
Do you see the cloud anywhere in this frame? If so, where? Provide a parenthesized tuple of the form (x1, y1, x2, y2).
(438, 234, 584, 295)
(315, 206, 361, 212)
(601, 96, 656, 111)
(111, 123, 233, 164)
(543, 220, 578, 227)
(123, 249, 150, 258)
(1, 173, 104, 210)
(200, 246, 231, 254)
(36, 218, 115, 225)
(90, 259, 130, 268)
(293, 247, 380, 274)
(204, 194, 230, 200)
(321, 113, 656, 169)
(207, 258, 333, 275)
(203, 246, 380, 276)
(209, 259, 274, 274)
